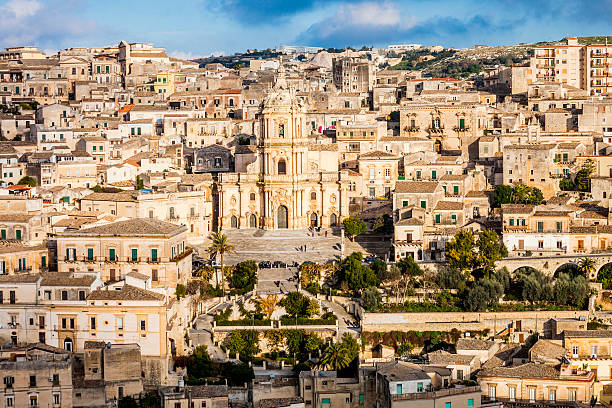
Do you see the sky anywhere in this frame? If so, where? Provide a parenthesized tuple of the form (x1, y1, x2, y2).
(1, 0, 612, 58)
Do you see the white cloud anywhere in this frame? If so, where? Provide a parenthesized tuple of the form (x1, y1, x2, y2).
(336, 1, 402, 27)
(169, 50, 197, 60)
(2, 0, 42, 18)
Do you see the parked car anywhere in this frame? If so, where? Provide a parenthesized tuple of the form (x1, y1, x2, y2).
(258, 261, 271, 269)
(272, 261, 286, 268)
(364, 256, 378, 264)
(211, 260, 221, 268)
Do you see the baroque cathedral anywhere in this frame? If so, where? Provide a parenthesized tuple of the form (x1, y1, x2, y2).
(217, 68, 350, 230)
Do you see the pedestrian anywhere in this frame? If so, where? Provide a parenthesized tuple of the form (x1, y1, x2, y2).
(325, 230, 328, 237)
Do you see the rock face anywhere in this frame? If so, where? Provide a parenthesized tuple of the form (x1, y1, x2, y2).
(309, 51, 333, 69)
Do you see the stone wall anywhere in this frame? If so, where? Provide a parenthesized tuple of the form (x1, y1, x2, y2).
(361, 309, 589, 334)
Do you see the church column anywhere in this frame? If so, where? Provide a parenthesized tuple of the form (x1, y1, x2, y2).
(218, 189, 223, 231)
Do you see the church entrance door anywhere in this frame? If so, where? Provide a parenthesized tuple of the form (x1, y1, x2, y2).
(277, 205, 288, 229)
(310, 213, 318, 228)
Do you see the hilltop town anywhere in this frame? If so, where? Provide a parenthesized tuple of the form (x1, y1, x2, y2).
(0, 37, 612, 407)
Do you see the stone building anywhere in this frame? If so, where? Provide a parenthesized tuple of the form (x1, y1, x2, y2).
(55, 218, 191, 290)
(217, 68, 350, 229)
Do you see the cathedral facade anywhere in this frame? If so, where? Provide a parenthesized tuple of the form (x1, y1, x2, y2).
(217, 71, 350, 230)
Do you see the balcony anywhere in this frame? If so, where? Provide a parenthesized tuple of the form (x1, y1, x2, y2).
(427, 127, 444, 135)
(403, 126, 420, 133)
(453, 126, 470, 132)
(187, 213, 200, 220)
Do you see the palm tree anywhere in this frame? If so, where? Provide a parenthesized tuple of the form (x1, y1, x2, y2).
(319, 343, 352, 371)
(208, 232, 234, 298)
(578, 257, 596, 280)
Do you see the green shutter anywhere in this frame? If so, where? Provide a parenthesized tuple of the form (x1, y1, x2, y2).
(1, 229, 5, 240)
(109, 248, 115, 261)
(41, 256, 46, 268)
(402, 200, 408, 207)
(453, 185, 459, 194)
(420, 200, 426, 209)
(509, 219, 514, 226)
(396, 384, 402, 394)
(131, 248, 138, 262)
(151, 249, 158, 262)
(432, 170, 437, 179)
(87, 248, 93, 261)
(15, 230, 21, 240)
(435, 214, 441, 224)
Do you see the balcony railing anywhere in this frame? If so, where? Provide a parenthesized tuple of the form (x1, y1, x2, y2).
(427, 127, 444, 134)
(403, 126, 420, 132)
(453, 126, 470, 132)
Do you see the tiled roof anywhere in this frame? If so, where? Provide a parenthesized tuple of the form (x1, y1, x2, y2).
(501, 204, 535, 214)
(564, 330, 612, 339)
(377, 360, 431, 381)
(82, 191, 138, 202)
(428, 350, 476, 365)
(395, 181, 439, 194)
(87, 284, 165, 301)
(396, 218, 424, 226)
(187, 385, 229, 398)
(40, 273, 96, 287)
(58, 218, 186, 237)
(478, 362, 561, 379)
(440, 174, 467, 181)
(434, 201, 464, 211)
(456, 338, 495, 351)
(0, 274, 41, 283)
(359, 150, 397, 159)
(505, 144, 556, 150)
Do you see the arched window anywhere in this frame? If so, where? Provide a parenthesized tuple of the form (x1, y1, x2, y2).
(250, 193, 256, 201)
(230, 215, 238, 228)
(279, 124, 285, 137)
(278, 159, 286, 175)
(310, 192, 317, 201)
(64, 337, 73, 352)
(169, 207, 175, 219)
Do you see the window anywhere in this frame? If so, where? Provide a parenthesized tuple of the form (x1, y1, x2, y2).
(30, 375, 36, 387)
(578, 240, 584, 249)
(53, 393, 60, 404)
(435, 214, 441, 224)
(509, 218, 515, 226)
(451, 214, 457, 224)
(311, 192, 317, 200)
(278, 159, 286, 175)
(321, 398, 330, 404)
(140, 320, 146, 331)
(369, 168, 375, 179)
(15, 230, 21, 240)
(250, 193, 256, 201)
(489, 385, 496, 400)
(569, 389, 576, 402)
(537, 221, 544, 232)
(152, 269, 158, 282)
(572, 346, 579, 357)
(151, 249, 158, 262)
(6, 396, 14, 407)
(456, 369, 463, 380)
(87, 247, 94, 261)
(591, 345, 598, 357)
(29, 396, 37, 407)
(467, 399, 474, 407)
(416, 170, 421, 179)
(131, 248, 138, 262)
(385, 168, 391, 178)
(396, 384, 403, 394)
(61, 290, 68, 300)
(117, 317, 124, 330)
(109, 248, 116, 261)
(556, 221, 562, 233)
(417, 382, 423, 392)
(549, 388, 556, 402)
(529, 387, 536, 403)
(432, 170, 437, 179)
(90, 317, 96, 330)
(538, 240, 544, 249)
(453, 185, 459, 195)
(4, 376, 14, 388)
(445, 403, 451, 408)
(402, 200, 408, 207)
(420, 200, 426, 209)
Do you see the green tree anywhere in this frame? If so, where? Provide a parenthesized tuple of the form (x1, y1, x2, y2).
(578, 257, 596, 280)
(343, 216, 367, 241)
(373, 214, 393, 233)
(395, 256, 423, 277)
(465, 284, 489, 311)
(229, 260, 258, 292)
(370, 259, 387, 282)
(304, 333, 323, 353)
(225, 330, 260, 360)
(476, 230, 508, 276)
(445, 230, 476, 271)
(340, 253, 378, 291)
(135, 175, 144, 189)
(361, 286, 382, 311)
(597, 264, 612, 289)
(220, 361, 254, 385)
(208, 232, 234, 298)
(118, 396, 138, 408)
(493, 184, 514, 207)
(559, 177, 575, 191)
(319, 343, 352, 370)
(436, 267, 466, 289)
(575, 160, 594, 192)
(186, 345, 215, 381)
(17, 176, 36, 187)
(280, 292, 318, 318)
(175, 283, 186, 300)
